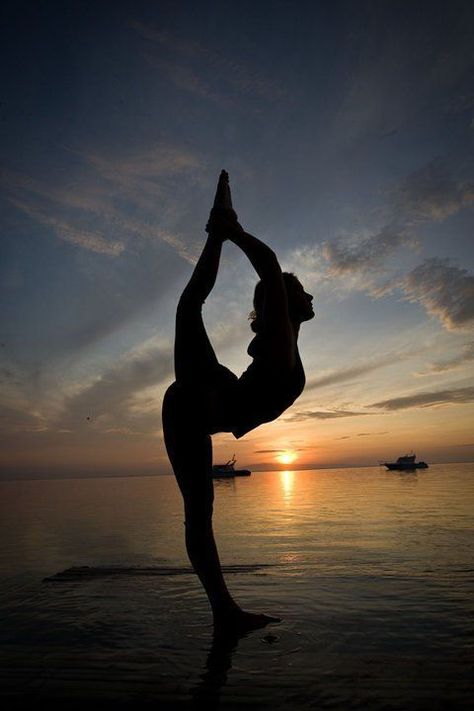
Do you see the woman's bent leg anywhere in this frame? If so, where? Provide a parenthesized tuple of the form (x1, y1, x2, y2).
(174, 234, 223, 385)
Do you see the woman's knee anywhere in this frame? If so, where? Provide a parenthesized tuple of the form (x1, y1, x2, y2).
(184, 509, 214, 543)
(163, 380, 181, 406)
(162, 383, 179, 434)
(184, 483, 214, 527)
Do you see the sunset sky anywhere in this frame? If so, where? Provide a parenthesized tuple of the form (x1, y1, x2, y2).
(1, 0, 474, 478)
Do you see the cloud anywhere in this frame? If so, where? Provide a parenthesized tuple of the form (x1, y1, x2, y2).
(402, 258, 474, 331)
(370, 385, 474, 411)
(306, 358, 394, 390)
(394, 160, 474, 222)
(287, 409, 372, 422)
(7, 196, 125, 256)
(58, 343, 173, 434)
(1, 145, 205, 354)
(132, 21, 286, 104)
(281, 244, 328, 294)
(32, 309, 252, 440)
(444, 93, 474, 116)
(148, 55, 236, 108)
(322, 226, 412, 275)
(254, 449, 285, 453)
(418, 341, 474, 374)
(332, 2, 474, 146)
(320, 160, 472, 288)
(445, 443, 474, 447)
(335, 430, 388, 440)
(305, 347, 426, 391)
(48, 241, 181, 355)
(2, 144, 199, 262)
(82, 143, 202, 220)
(0, 403, 46, 435)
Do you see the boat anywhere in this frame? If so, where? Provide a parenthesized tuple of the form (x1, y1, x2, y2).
(212, 454, 251, 478)
(383, 454, 429, 471)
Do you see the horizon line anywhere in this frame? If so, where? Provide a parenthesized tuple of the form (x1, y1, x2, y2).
(1, 459, 473, 482)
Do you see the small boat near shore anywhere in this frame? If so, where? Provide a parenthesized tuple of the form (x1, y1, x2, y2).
(212, 454, 251, 478)
(383, 454, 429, 471)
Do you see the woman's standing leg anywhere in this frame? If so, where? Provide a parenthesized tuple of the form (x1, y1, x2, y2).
(162, 385, 240, 622)
(163, 393, 281, 632)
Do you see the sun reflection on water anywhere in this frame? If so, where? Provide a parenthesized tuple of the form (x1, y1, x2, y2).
(280, 470, 295, 502)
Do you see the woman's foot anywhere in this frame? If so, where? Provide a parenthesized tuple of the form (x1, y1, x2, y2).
(213, 607, 281, 636)
(213, 170, 235, 213)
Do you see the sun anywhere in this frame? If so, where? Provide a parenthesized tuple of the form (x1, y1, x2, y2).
(277, 451, 297, 465)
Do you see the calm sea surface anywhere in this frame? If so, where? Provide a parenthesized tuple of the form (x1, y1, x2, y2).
(0, 463, 473, 709)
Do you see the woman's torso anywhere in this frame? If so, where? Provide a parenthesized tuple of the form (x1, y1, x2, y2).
(229, 332, 305, 439)
(173, 333, 305, 437)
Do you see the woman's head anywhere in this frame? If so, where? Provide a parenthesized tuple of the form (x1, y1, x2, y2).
(249, 272, 314, 333)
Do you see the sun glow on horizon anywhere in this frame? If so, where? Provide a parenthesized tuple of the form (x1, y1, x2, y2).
(276, 451, 297, 465)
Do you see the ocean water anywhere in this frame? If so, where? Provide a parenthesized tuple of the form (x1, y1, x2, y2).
(0, 463, 473, 709)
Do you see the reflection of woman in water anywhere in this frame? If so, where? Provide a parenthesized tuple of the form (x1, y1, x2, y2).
(162, 171, 314, 634)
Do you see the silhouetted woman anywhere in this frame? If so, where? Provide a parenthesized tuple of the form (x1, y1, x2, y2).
(162, 171, 314, 634)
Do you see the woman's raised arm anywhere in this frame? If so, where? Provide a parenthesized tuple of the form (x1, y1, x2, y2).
(208, 213, 295, 367)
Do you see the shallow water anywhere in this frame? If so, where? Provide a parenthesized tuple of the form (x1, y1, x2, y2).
(0, 464, 473, 708)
